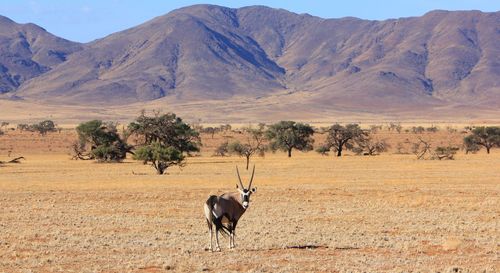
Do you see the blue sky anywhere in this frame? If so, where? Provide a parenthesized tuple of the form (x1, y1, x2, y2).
(0, 0, 498, 43)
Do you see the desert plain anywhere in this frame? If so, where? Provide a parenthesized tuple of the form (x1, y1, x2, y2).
(0, 128, 498, 272)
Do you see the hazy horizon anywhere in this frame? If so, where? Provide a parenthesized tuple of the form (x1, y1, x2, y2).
(0, 0, 498, 43)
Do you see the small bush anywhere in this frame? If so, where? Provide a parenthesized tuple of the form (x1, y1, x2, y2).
(17, 124, 29, 131)
(369, 125, 382, 133)
(394, 142, 410, 154)
(387, 123, 402, 133)
(426, 126, 439, 133)
(432, 146, 459, 160)
(213, 142, 229, 157)
(17, 120, 57, 135)
(411, 126, 425, 134)
(446, 127, 458, 133)
(315, 145, 330, 156)
(353, 137, 389, 156)
(31, 120, 58, 135)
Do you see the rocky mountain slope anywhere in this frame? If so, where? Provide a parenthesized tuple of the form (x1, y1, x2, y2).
(0, 15, 82, 94)
(0, 5, 498, 116)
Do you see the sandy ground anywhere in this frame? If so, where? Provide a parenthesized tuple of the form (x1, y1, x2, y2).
(1, 98, 500, 124)
(0, 130, 499, 272)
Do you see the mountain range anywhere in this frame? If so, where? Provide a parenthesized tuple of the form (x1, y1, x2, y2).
(0, 5, 499, 122)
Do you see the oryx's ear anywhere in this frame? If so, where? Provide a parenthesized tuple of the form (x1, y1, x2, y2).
(251, 187, 257, 193)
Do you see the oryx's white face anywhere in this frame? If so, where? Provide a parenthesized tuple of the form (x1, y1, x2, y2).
(236, 165, 257, 209)
(237, 186, 257, 209)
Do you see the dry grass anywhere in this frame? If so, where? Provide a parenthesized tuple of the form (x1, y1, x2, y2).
(0, 130, 499, 272)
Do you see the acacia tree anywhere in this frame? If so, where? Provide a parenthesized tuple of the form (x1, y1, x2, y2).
(463, 126, 500, 154)
(128, 111, 200, 174)
(133, 142, 185, 174)
(352, 136, 389, 156)
(266, 121, 314, 157)
(463, 140, 480, 154)
(75, 120, 131, 162)
(228, 127, 267, 169)
(320, 124, 367, 156)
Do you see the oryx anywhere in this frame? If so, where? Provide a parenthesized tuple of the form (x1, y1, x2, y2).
(204, 165, 257, 251)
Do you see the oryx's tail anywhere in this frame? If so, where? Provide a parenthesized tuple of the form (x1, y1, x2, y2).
(205, 195, 218, 225)
(205, 195, 230, 236)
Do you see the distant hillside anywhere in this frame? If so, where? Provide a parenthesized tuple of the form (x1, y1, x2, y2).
(0, 5, 498, 120)
(0, 15, 82, 94)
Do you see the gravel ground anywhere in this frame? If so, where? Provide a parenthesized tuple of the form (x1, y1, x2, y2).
(0, 152, 498, 272)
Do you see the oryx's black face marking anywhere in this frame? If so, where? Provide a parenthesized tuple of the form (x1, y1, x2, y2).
(238, 188, 251, 209)
(236, 187, 257, 209)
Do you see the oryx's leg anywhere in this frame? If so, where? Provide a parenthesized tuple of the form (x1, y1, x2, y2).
(228, 222, 234, 249)
(206, 219, 213, 251)
(231, 230, 236, 248)
(209, 228, 213, 251)
(230, 230, 235, 249)
(215, 227, 221, 251)
(211, 216, 223, 251)
(231, 221, 238, 249)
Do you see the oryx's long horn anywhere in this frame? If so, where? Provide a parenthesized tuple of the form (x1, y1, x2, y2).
(248, 165, 255, 189)
(236, 166, 244, 189)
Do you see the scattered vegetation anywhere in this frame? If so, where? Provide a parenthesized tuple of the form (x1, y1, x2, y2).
(318, 124, 367, 156)
(6, 118, 497, 175)
(446, 126, 457, 133)
(387, 122, 402, 133)
(411, 137, 459, 160)
(0, 122, 8, 135)
(228, 127, 267, 169)
(411, 126, 425, 134)
(315, 145, 330, 156)
(426, 126, 439, 133)
(266, 121, 315, 157)
(128, 111, 200, 174)
(133, 142, 185, 175)
(201, 127, 218, 139)
(352, 136, 389, 156)
(74, 120, 131, 162)
(369, 125, 383, 134)
(213, 141, 229, 157)
(433, 146, 460, 160)
(412, 138, 433, 159)
(463, 126, 500, 154)
(394, 142, 410, 154)
(17, 120, 59, 135)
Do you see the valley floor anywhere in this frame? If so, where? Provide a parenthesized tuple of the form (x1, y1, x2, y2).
(0, 151, 498, 272)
